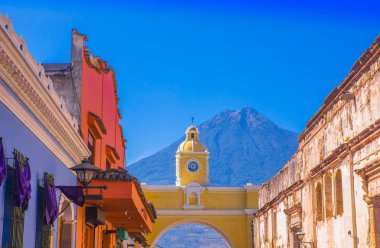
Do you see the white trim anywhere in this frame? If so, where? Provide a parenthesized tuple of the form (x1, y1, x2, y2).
(0, 15, 90, 163)
(207, 187, 246, 192)
(156, 209, 256, 216)
(244, 209, 258, 215)
(182, 205, 205, 210)
(0, 84, 76, 170)
(141, 185, 182, 192)
(142, 185, 259, 192)
(244, 183, 260, 190)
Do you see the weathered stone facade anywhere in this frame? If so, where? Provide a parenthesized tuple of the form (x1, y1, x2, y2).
(254, 36, 380, 248)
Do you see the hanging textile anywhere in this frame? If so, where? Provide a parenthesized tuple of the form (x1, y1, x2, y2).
(56, 186, 85, 207)
(13, 150, 32, 211)
(44, 176, 58, 225)
(0, 138, 6, 186)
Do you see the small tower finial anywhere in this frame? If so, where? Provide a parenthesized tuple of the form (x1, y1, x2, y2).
(191, 117, 194, 125)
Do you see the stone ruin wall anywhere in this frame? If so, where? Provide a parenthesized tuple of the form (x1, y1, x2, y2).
(259, 51, 380, 208)
(256, 37, 380, 248)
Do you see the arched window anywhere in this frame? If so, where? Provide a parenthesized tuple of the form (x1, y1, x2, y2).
(316, 182, 323, 221)
(335, 170, 344, 216)
(325, 173, 333, 218)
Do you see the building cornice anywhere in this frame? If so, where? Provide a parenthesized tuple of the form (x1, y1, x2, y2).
(156, 209, 256, 216)
(141, 185, 182, 192)
(207, 187, 246, 192)
(309, 119, 380, 178)
(142, 184, 259, 192)
(0, 83, 76, 170)
(257, 118, 380, 215)
(256, 180, 303, 217)
(0, 14, 90, 163)
(299, 36, 380, 144)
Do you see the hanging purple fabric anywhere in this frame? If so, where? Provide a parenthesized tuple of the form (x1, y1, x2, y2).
(56, 186, 85, 207)
(13, 158, 32, 211)
(44, 178, 58, 225)
(0, 138, 6, 186)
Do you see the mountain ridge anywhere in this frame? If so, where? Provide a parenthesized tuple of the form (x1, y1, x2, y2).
(128, 107, 298, 186)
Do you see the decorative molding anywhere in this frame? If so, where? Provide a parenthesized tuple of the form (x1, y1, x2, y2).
(207, 187, 247, 192)
(256, 180, 303, 217)
(299, 36, 380, 143)
(0, 84, 77, 169)
(244, 184, 260, 190)
(156, 209, 255, 216)
(141, 185, 182, 192)
(0, 14, 90, 163)
(258, 118, 380, 213)
(182, 205, 205, 210)
(244, 209, 258, 215)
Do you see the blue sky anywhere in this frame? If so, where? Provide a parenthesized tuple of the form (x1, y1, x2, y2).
(2, 0, 379, 163)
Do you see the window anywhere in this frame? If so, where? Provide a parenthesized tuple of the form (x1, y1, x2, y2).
(35, 178, 52, 248)
(325, 173, 333, 218)
(335, 170, 344, 216)
(316, 182, 323, 221)
(88, 131, 95, 164)
(2, 151, 27, 248)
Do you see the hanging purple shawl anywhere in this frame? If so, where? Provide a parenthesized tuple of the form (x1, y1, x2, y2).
(13, 158, 32, 211)
(0, 138, 6, 186)
(44, 178, 58, 225)
(56, 186, 85, 207)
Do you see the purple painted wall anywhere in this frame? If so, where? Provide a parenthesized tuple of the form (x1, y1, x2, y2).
(0, 79, 78, 247)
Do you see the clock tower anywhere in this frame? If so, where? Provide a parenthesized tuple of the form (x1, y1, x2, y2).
(175, 125, 209, 186)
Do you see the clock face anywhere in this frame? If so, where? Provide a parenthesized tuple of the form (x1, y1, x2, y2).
(187, 160, 200, 173)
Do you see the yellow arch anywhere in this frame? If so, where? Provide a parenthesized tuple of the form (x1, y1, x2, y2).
(142, 184, 258, 247)
(151, 219, 234, 248)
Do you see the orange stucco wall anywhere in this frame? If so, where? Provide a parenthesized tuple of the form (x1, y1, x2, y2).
(80, 52, 125, 170)
(75, 39, 126, 248)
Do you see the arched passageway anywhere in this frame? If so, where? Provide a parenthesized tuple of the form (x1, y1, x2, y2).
(155, 222, 229, 248)
(150, 219, 234, 248)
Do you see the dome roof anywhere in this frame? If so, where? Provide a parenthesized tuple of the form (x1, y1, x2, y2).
(177, 125, 208, 153)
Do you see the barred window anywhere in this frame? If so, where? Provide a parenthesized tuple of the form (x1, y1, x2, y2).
(35, 175, 53, 248)
(1, 150, 27, 248)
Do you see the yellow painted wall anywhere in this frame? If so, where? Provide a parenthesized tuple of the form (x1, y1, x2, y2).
(143, 125, 258, 247)
(144, 187, 259, 210)
(147, 215, 249, 248)
(177, 154, 209, 186)
(143, 186, 259, 248)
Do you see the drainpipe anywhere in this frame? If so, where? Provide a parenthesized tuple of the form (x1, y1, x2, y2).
(348, 145, 358, 248)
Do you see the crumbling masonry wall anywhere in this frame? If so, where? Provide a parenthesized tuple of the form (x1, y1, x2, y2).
(255, 36, 380, 248)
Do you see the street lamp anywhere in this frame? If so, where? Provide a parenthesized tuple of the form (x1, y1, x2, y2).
(70, 158, 100, 186)
(295, 231, 313, 248)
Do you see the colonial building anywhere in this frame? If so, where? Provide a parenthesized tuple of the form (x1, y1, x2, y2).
(254, 36, 380, 248)
(0, 14, 90, 248)
(143, 125, 259, 247)
(43, 30, 156, 247)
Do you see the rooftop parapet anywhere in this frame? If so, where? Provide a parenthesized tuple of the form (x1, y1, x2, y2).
(0, 13, 79, 131)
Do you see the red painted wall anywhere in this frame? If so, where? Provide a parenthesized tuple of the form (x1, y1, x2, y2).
(79, 48, 126, 170)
